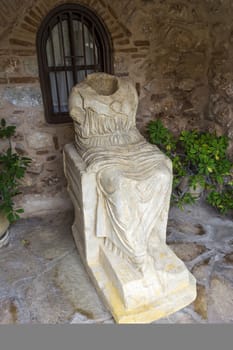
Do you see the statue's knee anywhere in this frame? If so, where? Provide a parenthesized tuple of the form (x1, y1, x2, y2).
(157, 163, 172, 184)
(99, 168, 119, 194)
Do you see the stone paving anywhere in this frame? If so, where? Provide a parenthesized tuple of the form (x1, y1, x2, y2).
(0, 201, 233, 324)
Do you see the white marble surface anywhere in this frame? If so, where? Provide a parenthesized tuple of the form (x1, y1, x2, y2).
(64, 73, 196, 323)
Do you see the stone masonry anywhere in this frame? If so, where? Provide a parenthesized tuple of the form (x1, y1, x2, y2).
(0, 201, 233, 323)
(1, 0, 233, 214)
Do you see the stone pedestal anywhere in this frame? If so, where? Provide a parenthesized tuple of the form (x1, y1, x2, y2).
(63, 73, 196, 323)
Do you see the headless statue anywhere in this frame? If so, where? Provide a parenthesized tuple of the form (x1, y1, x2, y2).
(68, 73, 172, 272)
(64, 73, 196, 323)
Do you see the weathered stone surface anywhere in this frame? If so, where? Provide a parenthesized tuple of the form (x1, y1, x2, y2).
(0, 246, 43, 291)
(22, 57, 38, 76)
(167, 309, 198, 324)
(15, 143, 27, 155)
(153, 309, 198, 324)
(208, 276, 233, 323)
(22, 272, 75, 324)
(167, 220, 205, 236)
(46, 155, 56, 161)
(0, 138, 9, 153)
(193, 284, 208, 320)
(0, 57, 21, 74)
(53, 252, 111, 320)
(0, 1, 34, 42)
(223, 253, 233, 264)
(23, 251, 110, 323)
(0, 298, 20, 324)
(36, 150, 49, 155)
(17, 214, 75, 261)
(0, 200, 233, 324)
(169, 243, 206, 262)
(0, 211, 110, 324)
(1, 86, 42, 107)
(70, 312, 101, 324)
(54, 126, 74, 148)
(27, 161, 43, 174)
(12, 132, 24, 141)
(20, 172, 35, 187)
(192, 260, 210, 283)
(27, 131, 53, 149)
(16, 191, 73, 218)
(214, 264, 233, 285)
(9, 77, 39, 84)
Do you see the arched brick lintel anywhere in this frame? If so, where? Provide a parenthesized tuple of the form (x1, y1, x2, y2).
(8, 0, 134, 54)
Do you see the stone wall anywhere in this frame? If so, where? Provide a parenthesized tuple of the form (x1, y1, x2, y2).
(0, 0, 233, 216)
(207, 0, 233, 156)
(0, 83, 74, 215)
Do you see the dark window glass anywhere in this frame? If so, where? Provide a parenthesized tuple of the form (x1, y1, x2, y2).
(37, 4, 113, 123)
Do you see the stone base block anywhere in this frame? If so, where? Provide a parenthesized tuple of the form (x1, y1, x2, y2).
(64, 143, 196, 323)
(83, 245, 196, 324)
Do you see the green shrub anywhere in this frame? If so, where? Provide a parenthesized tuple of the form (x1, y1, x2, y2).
(148, 119, 233, 214)
(0, 118, 31, 223)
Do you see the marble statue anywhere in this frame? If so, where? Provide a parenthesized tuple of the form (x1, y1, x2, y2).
(63, 73, 196, 323)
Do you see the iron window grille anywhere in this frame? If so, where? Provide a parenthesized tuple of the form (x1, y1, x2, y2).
(37, 3, 113, 123)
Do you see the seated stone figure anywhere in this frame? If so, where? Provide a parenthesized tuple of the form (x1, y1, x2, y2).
(64, 73, 196, 323)
(68, 73, 172, 270)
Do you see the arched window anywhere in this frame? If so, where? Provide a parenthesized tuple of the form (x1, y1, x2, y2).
(37, 3, 113, 123)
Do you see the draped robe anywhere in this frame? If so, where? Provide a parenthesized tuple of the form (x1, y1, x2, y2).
(69, 75, 173, 270)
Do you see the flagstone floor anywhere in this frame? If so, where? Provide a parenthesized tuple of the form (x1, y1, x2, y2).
(0, 201, 233, 324)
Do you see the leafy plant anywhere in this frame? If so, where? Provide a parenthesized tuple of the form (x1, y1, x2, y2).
(0, 118, 31, 223)
(148, 119, 233, 214)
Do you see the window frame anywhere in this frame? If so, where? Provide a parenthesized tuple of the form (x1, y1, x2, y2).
(37, 3, 113, 124)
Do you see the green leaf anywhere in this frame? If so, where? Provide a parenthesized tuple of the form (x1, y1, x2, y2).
(147, 119, 233, 214)
(16, 208, 24, 213)
(0, 119, 31, 222)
